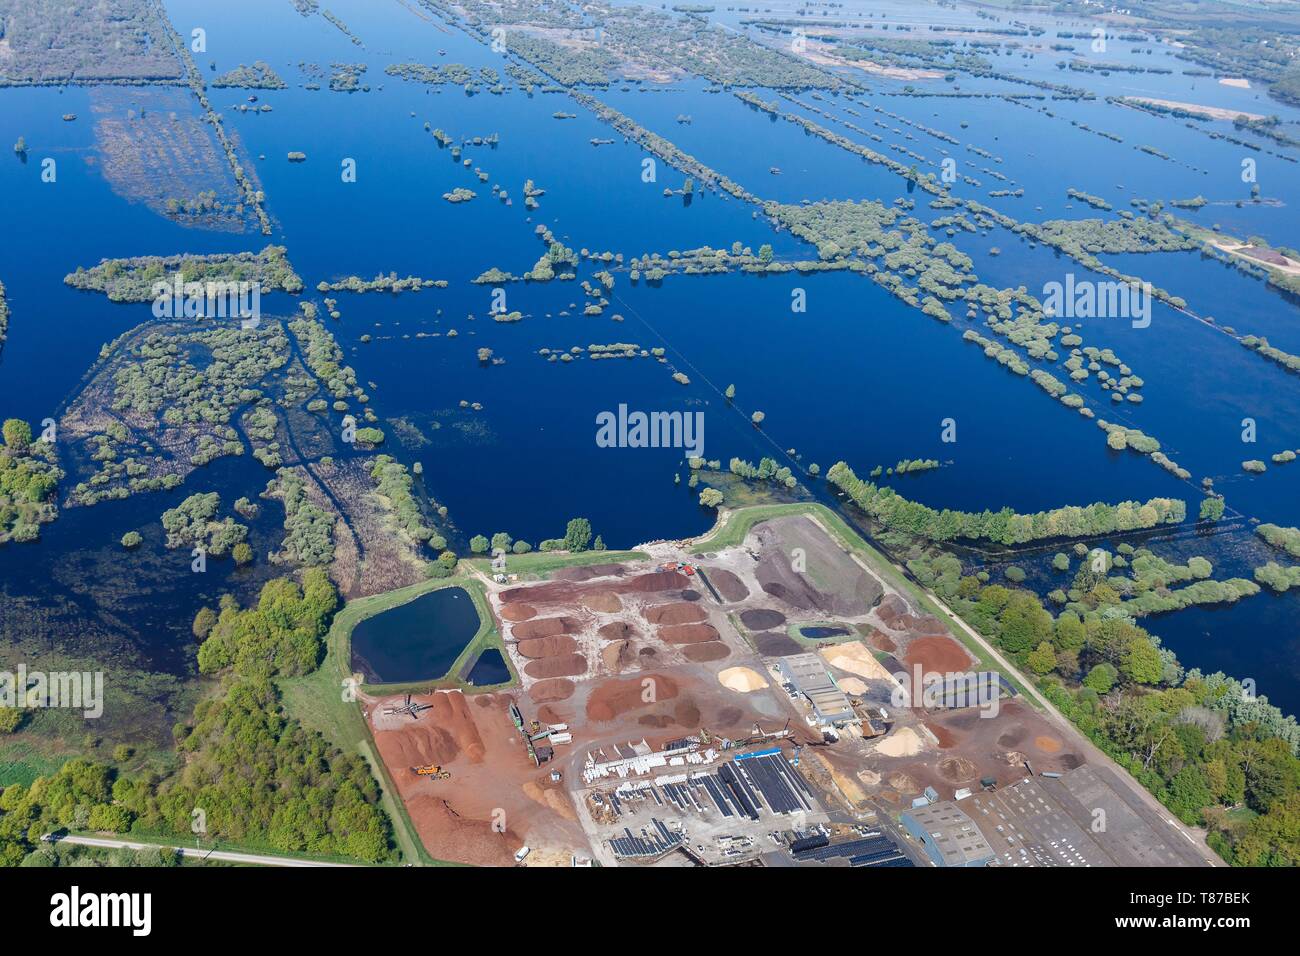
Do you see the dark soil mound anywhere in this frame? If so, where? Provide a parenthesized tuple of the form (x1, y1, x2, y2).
(741, 608, 787, 630)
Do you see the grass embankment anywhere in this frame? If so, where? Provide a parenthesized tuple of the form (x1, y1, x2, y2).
(693, 503, 1036, 703)
(468, 548, 649, 580)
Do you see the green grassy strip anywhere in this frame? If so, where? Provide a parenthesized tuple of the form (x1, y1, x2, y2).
(468, 548, 649, 580)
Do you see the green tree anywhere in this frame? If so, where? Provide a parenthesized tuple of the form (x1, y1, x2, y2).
(1122, 636, 1164, 685)
(1200, 497, 1225, 522)
(2, 419, 32, 451)
(563, 518, 592, 552)
(469, 535, 489, 554)
(1026, 641, 1057, 675)
(1083, 662, 1118, 694)
(192, 606, 218, 640)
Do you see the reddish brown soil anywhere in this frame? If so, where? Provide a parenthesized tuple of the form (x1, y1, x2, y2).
(372, 692, 587, 866)
(537, 704, 567, 724)
(511, 616, 579, 639)
(500, 603, 537, 622)
(515, 635, 578, 659)
(402, 796, 523, 866)
(600, 640, 637, 673)
(659, 623, 720, 645)
(878, 594, 948, 637)
(524, 653, 588, 679)
(876, 594, 909, 625)
(580, 590, 622, 612)
(426, 691, 487, 762)
(905, 636, 973, 673)
(500, 571, 687, 606)
(643, 602, 708, 625)
(598, 621, 640, 642)
(924, 720, 957, 749)
(529, 678, 575, 703)
(867, 629, 897, 653)
(683, 642, 730, 662)
(586, 674, 678, 721)
(622, 570, 690, 593)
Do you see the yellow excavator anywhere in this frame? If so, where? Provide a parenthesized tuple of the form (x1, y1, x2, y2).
(411, 765, 451, 779)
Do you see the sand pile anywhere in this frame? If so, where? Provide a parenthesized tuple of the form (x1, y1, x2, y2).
(874, 727, 925, 758)
(820, 641, 894, 682)
(522, 780, 577, 820)
(838, 677, 868, 695)
(718, 667, 768, 693)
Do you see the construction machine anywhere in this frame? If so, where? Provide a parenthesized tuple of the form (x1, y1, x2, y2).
(384, 694, 434, 720)
(412, 765, 451, 779)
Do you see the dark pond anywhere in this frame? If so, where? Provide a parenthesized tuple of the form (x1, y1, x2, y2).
(466, 648, 511, 687)
(350, 586, 481, 684)
(801, 626, 850, 640)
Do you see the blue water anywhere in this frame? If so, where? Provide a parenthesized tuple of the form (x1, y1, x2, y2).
(466, 647, 511, 686)
(349, 586, 482, 683)
(0, 0, 1298, 718)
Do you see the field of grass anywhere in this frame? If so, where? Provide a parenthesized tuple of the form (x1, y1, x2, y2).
(0, 738, 68, 787)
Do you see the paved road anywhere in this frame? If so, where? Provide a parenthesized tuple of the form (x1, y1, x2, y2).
(47, 834, 355, 867)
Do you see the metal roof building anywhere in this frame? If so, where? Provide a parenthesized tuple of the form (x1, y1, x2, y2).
(776, 653, 857, 726)
(900, 802, 995, 867)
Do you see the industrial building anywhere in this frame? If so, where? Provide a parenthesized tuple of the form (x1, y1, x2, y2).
(967, 766, 1212, 867)
(900, 764, 1213, 868)
(776, 653, 858, 727)
(900, 801, 996, 867)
